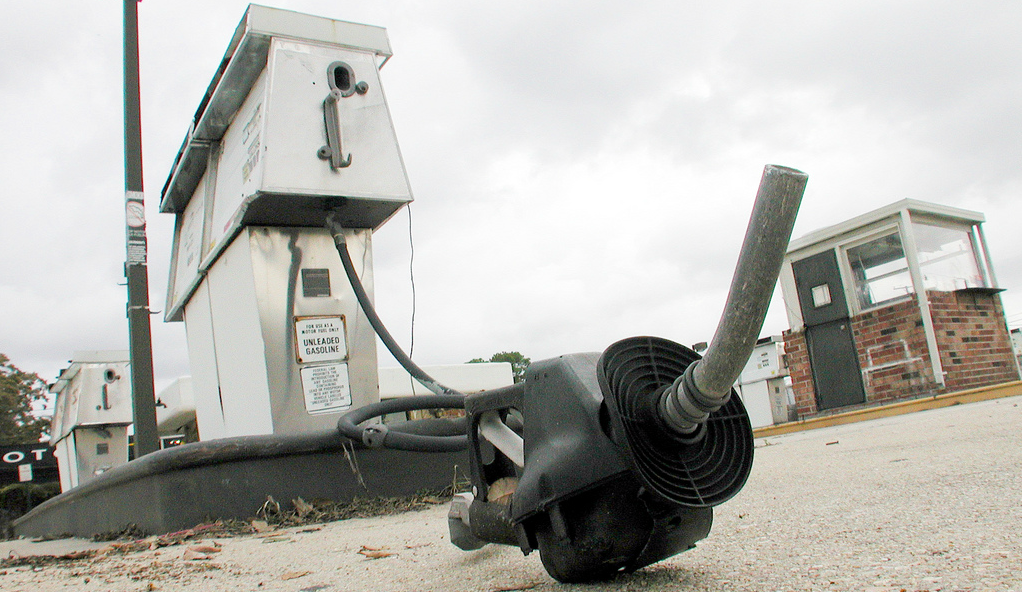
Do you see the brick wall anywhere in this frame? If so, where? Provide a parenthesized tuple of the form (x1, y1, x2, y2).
(782, 330, 817, 417)
(928, 290, 1020, 390)
(852, 298, 937, 403)
(783, 290, 1019, 419)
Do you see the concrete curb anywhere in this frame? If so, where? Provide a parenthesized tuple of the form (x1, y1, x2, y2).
(753, 379, 1022, 438)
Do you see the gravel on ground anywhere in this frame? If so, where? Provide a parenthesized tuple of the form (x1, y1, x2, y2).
(2, 395, 1020, 591)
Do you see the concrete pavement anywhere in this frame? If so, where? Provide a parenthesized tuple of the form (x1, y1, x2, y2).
(2, 394, 1021, 591)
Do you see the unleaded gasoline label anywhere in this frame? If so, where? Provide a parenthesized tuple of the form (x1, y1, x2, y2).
(295, 316, 347, 363)
(300, 363, 351, 414)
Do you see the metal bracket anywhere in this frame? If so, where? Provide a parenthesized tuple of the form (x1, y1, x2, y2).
(478, 411, 524, 468)
(318, 90, 352, 169)
(317, 61, 369, 170)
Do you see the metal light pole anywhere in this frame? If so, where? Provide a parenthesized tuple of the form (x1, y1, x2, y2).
(123, 0, 160, 457)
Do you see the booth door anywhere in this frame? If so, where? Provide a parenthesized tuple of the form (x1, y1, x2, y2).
(792, 251, 866, 411)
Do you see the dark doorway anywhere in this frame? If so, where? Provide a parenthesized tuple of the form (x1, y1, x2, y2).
(792, 251, 867, 410)
(804, 319, 866, 410)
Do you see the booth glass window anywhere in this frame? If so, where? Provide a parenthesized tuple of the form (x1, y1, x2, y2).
(846, 232, 914, 310)
(912, 222, 984, 291)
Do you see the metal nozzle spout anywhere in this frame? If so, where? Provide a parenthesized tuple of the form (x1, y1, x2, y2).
(661, 165, 808, 434)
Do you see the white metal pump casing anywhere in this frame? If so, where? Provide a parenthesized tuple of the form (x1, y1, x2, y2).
(162, 6, 408, 439)
(49, 352, 133, 491)
(182, 226, 379, 439)
(164, 7, 412, 321)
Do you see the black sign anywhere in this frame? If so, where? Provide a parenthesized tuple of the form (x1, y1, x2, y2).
(0, 444, 58, 485)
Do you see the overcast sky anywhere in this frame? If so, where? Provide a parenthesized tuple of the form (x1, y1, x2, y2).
(1, 1, 1020, 397)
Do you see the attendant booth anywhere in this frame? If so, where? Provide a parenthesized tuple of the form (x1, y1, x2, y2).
(778, 199, 1019, 417)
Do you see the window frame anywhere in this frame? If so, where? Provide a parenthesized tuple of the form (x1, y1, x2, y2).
(839, 223, 916, 314)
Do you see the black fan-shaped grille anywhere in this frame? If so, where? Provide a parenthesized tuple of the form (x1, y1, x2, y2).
(598, 336, 754, 507)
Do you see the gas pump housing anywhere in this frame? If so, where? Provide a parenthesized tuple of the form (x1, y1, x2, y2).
(161, 5, 412, 439)
(50, 351, 133, 492)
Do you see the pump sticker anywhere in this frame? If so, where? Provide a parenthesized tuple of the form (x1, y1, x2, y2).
(294, 316, 347, 363)
(300, 363, 351, 414)
(241, 104, 262, 184)
(125, 191, 148, 264)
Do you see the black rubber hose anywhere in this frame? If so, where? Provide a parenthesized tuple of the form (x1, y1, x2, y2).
(661, 165, 807, 434)
(326, 213, 467, 452)
(325, 213, 463, 398)
(336, 394, 467, 452)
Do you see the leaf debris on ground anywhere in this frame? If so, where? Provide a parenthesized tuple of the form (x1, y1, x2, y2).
(357, 545, 394, 559)
(0, 490, 451, 570)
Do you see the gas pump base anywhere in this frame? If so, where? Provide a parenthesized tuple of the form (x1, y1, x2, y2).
(13, 429, 464, 539)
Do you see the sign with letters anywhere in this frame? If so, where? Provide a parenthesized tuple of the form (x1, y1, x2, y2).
(300, 363, 352, 414)
(294, 316, 347, 364)
(0, 444, 58, 485)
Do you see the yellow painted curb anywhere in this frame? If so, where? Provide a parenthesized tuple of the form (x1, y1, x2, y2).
(753, 380, 1022, 438)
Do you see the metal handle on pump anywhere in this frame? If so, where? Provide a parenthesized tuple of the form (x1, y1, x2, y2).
(318, 91, 352, 168)
(317, 61, 369, 169)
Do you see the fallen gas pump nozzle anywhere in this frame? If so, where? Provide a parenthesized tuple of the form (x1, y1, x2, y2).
(450, 339, 746, 582)
(333, 165, 807, 582)
(447, 165, 807, 582)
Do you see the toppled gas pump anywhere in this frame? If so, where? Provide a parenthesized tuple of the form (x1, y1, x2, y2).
(334, 165, 807, 582)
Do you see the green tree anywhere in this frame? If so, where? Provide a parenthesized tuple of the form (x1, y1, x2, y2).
(468, 351, 531, 383)
(0, 354, 50, 445)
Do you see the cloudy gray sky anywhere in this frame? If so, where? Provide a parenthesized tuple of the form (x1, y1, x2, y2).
(1, 1, 1020, 396)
